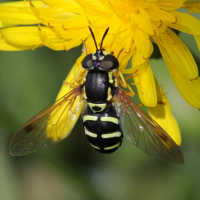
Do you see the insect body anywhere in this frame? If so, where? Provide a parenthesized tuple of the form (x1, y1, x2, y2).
(9, 27, 184, 166)
(82, 68, 123, 153)
(81, 28, 124, 153)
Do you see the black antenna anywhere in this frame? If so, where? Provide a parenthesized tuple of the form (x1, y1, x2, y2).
(88, 26, 98, 50)
(100, 27, 109, 50)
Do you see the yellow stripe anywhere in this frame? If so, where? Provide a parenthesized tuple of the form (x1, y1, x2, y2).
(99, 56, 105, 61)
(107, 87, 112, 101)
(108, 72, 114, 84)
(104, 143, 121, 150)
(83, 115, 98, 123)
(81, 72, 87, 84)
(100, 117, 119, 124)
(84, 127, 97, 138)
(101, 132, 122, 138)
(92, 54, 97, 60)
(90, 143, 100, 150)
(114, 78, 118, 87)
(88, 102, 107, 112)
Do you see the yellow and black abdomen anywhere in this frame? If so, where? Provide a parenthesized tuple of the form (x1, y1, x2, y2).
(82, 105, 123, 153)
(82, 71, 123, 153)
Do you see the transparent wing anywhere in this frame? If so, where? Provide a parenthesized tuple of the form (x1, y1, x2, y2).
(115, 89, 184, 166)
(10, 86, 85, 156)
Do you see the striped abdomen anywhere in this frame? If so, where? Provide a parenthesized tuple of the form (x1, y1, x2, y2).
(82, 105, 123, 153)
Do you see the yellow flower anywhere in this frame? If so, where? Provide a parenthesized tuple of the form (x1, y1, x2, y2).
(1, 0, 200, 145)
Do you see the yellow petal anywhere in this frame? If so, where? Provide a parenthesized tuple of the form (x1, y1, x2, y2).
(167, 63, 200, 110)
(131, 6, 154, 35)
(37, 25, 82, 50)
(156, 0, 184, 10)
(29, 0, 85, 28)
(55, 53, 86, 100)
(42, 0, 75, 6)
(0, 21, 13, 28)
(184, 1, 200, 14)
(0, 1, 42, 25)
(46, 54, 86, 141)
(0, 38, 34, 51)
(148, 79, 181, 146)
(1, 26, 42, 46)
(146, 3, 175, 22)
(168, 11, 200, 35)
(49, 26, 89, 43)
(154, 32, 200, 109)
(134, 27, 152, 59)
(154, 28, 198, 80)
(120, 26, 135, 53)
(132, 49, 157, 107)
(74, 0, 111, 16)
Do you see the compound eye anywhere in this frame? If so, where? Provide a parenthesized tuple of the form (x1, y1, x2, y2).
(99, 54, 119, 71)
(82, 54, 93, 69)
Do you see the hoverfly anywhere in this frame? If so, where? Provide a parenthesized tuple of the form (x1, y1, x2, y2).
(10, 27, 184, 166)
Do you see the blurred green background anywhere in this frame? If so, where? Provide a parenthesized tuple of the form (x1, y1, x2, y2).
(0, 1, 200, 200)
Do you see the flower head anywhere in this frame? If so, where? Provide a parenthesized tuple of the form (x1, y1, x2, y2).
(1, 0, 200, 145)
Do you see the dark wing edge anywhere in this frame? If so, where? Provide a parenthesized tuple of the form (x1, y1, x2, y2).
(9, 86, 84, 156)
(114, 89, 184, 166)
